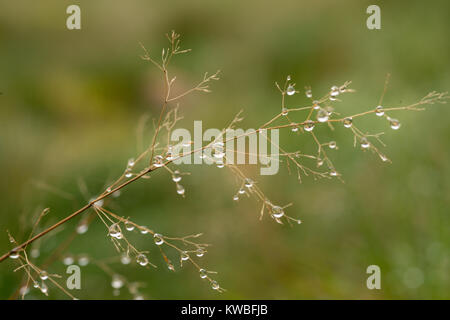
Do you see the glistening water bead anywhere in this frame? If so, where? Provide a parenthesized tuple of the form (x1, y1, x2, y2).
(181, 251, 190, 261)
(312, 100, 320, 110)
(329, 141, 337, 149)
(153, 155, 164, 167)
(63, 255, 74, 265)
(78, 255, 90, 266)
(176, 184, 185, 195)
(76, 223, 88, 234)
(306, 89, 312, 98)
(271, 206, 285, 219)
(317, 108, 329, 122)
(172, 170, 182, 182)
(136, 254, 149, 266)
(286, 84, 296, 96)
(108, 223, 122, 239)
(361, 137, 370, 149)
(211, 281, 220, 290)
(121, 254, 131, 265)
(196, 248, 205, 257)
(330, 86, 339, 97)
(111, 275, 125, 289)
(244, 178, 253, 188)
(125, 221, 135, 231)
(389, 117, 401, 130)
(9, 251, 20, 259)
(40, 282, 48, 294)
(153, 233, 164, 245)
(199, 269, 207, 279)
(304, 120, 315, 132)
(39, 270, 49, 280)
(213, 142, 225, 159)
(375, 105, 384, 116)
(343, 117, 353, 128)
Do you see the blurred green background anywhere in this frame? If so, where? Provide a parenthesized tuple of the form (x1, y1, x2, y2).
(0, 0, 449, 299)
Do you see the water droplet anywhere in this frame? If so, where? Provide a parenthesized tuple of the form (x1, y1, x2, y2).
(330, 170, 338, 176)
(330, 86, 339, 97)
(39, 271, 49, 280)
(127, 158, 135, 168)
(125, 172, 132, 178)
(120, 254, 131, 265)
(165, 146, 174, 161)
(271, 205, 285, 219)
(233, 195, 239, 201)
(326, 106, 334, 115)
(136, 254, 149, 266)
(329, 141, 337, 149)
(305, 89, 312, 98)
(76, 222, 88, 234)
(211, 281, 220, 290)
(125, 221, 135, 231)
(196, 248, 205, 257)
(216, 160, 225, 168)
(78, 255, 90, 266)
(238, 188, 246, 195)
(172, 170, 182, 182)
(181, 251, 190, 261)
(90, 198, 104, 208)
(281, 107, 289, 116)
(140, 227, 149, 234)
(317, 108, 329, 122)
(134, 295, 144, 300)
(291, 124, 299, 132)
(343, 117, 353, 128)
(199, 268, 207, 279)
(286, 85, 296, 96)
(31, 248, 40, 258)
(375, 105, 384, 116)
(304, 120, 315, 132)
(10, 251, 20, 259)
(19, 286, 29, 296)
(360, 137, 370, 149)
(312, 100, 320, 110)
(112, 190, 121, 198)
(244, 178, 253, 188)
(153, 155, 165, 168)
(153, 233, 164, 246)
(40, 282, 48, 294)
(389, 117, 401, 130)
(317, 158, 324, 167)
(111, 274, 125, 289)
(63, 255, 74, 266)
(108, 223, 122, 239)
(176, 184, 185, 195)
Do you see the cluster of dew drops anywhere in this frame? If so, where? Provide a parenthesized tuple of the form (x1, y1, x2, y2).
(107, 219, 221, 292)
(9, 250, 52, 297)
(283, 76, 401, 151)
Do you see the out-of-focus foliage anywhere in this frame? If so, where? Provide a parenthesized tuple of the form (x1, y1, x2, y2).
(0, 0, 449, 299)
